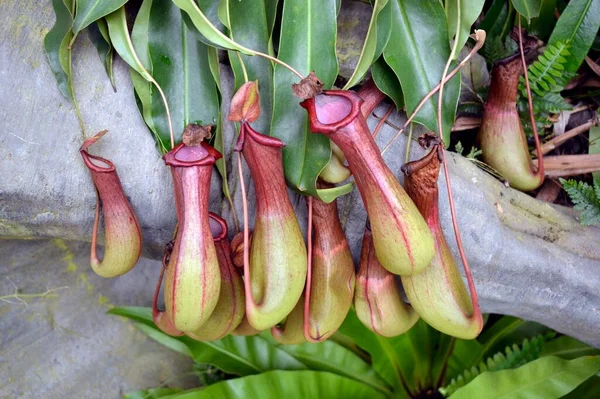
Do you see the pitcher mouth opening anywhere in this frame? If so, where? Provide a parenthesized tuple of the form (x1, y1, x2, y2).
(301, 90, 363, 134)
(163, 142, 222, 167)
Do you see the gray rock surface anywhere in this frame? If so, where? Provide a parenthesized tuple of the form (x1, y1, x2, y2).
(1, 0, 599, 355)
(0, 239, 197, 398)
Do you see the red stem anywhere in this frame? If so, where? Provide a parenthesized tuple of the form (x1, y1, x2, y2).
(518, 20, 544, 177)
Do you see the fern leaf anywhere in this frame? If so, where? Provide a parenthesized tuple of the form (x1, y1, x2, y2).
(440, 335, 547, 396)
(521, 42, 572, 97)
(560, 179, 600, 226)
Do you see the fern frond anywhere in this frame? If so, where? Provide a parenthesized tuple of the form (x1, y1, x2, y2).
(440, 335, 546, 397)
(520, 42, 573, 97)
(560, 179, 600, 226)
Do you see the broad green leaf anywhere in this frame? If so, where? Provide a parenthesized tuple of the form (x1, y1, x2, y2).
(106, 7, 152, 80)
(270, 0, 342, 200)
(44, 0, 75, 99)
(124, 388, 183, 399)
(528, 0, 558, 41)
(227, 0, 274, 134)
(339, 309, 447, 398)
(562, 376, 600, 399)
(371, 57, 404, 110)
(147, 0, 219, 146)
(450, 356, 600, 399)
(87, 19, 116, 90)
(173, 0, 254, 54)
(108, 307, 306, 376)
(73, 0, 128, 34)
(445, 0, 485, 60)
(590, 125, 600, 184)
(510, 0, 541, 23)
(541, 336, 600, 360)
(129, 0, 167, 153)
(383, 0, 460, 145)
(161, 371, 387, 399)
(267, 337, 392, 395)
(548, 0, 600, 74)
(343, 0, 390, 89)
(181, 0, 227, 47)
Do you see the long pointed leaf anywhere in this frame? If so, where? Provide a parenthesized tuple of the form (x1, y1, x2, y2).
(445, 0, 485, 60)
(265, 336, 392, 395)
(108, 307, 306, 376)
(73, 0, 128, 34)
(510, 0, 542, 23)
(44, 0, 75, 100)
(161, 371, 387, 399)
(147, 0, 219, 145)
(382, 0, 460, 145)
(450, 356, 600, 399)
(87, 19, 116, 90)
(227, 0, 274, 134)
(548, 0, 600, 74)
(173, 0, 255, 54)
(270, 0, 344, 200)
(343, 0, 390, 89)
(106, 7, 152, 80)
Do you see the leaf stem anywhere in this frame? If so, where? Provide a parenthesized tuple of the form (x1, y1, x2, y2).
(236, 52, 249, 83)
(372, 105, 394, 139)
(404, 123, 413, 164)
(517, 20, 544, 177)
(150, 77, 175, 149)
(68, 36, 86, 139)
(252, 50, 304, 80)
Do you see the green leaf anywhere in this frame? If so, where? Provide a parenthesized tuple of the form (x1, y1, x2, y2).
(562, 376, 600, 399)
(173, 0, 255, 54)
(371, 57, 404, 110)
(124, 388, 184, 399)
(541, 336, 600, 360)
(383, 0, 461, 145)
(510, 0, 541, 23)
(339, 309, 445, 398)
(128, 0, 167, 153)
(443, 335, 547, 396)
(147, 0, 219, 146)
(181, 0, 227, 47)
(73, 0, 128, 34)
(106, 6, 152, 80)
(227, 0, 274, 134)
(548, 0, 600, 74)
(44, 0, 75, 99)
(343, 0, 390, 89)
(161, 371, 387, 399)
(108, 307, 307, 376)
(450, 356, 600, 399)
(590, 124, 600, 184)
(528, 0, 558, 41)
(270, 0, 344, 200)
(268, 337, 392, 395)
(87, 19, 116, 90)
(445, 0, 486, 60)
